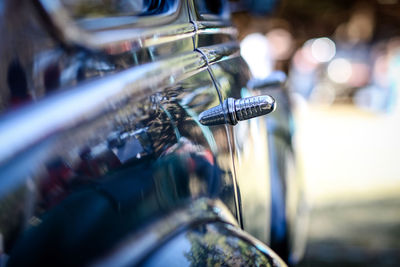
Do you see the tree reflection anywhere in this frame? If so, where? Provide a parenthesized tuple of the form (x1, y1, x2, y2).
(184, 223, 273, 267)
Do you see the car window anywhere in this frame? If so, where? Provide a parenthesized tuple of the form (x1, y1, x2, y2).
(60, 0, 151, 18)
(193, 0, 230, 21)
(59, 0, 176, 19)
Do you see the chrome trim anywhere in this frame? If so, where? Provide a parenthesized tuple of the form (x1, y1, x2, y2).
(198, 41, 240, 65)
(0, 51, 207, 165)
(91, 198, 238, 267)
(196, 21, 237, 36)
(0, 3, 244, 191)
(235, 95, 276, 121)
(34, 0, 237, 53)
(75, 6, 180, 32)
(35, 0, 186, 50)
(198, 95, 276, 126)
(34, 0, 92, 46)
(0, 33, 241, 180)
(93, 24, 195, 54)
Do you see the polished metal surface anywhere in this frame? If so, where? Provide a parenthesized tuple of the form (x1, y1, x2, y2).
(2, 66, 240, 266)
(140, 221, 287, 267)
(92, 197, 238, 267)
(206, 55, 273, 245)
(235, 95, 276, 121)
(0, 51, 206, 168)
(0, 1, 195, 112)
(36, 0, 184, 47)
(0, 1, 240, 112)
(0, 0, 292, 266)
(197, 41, 240, 64)
(198, 95, 276, 126)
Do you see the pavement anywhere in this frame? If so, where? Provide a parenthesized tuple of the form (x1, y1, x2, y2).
(298, 197, 400, 267)
(293, 100, 400, 266)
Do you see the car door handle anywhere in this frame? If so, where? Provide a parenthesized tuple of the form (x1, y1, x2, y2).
(199, 95, 276, 126)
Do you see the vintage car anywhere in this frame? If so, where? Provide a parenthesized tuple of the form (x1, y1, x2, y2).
(0, 0, 306, 266)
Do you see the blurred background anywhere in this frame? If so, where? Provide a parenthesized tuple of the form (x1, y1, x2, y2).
(233, 0, 400, 266)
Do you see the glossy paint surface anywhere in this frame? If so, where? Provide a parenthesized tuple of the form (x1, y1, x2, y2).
(141, 221, 286, 267)
(209, 56, 273, 245)
(0, 0, 287, 266)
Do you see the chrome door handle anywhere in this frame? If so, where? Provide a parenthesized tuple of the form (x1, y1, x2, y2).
(199, 95, 275, 126)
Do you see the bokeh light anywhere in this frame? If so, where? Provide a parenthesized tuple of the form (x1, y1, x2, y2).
(240, 33, 272, 79)
(327, 58, 352, 83)
(310, 37, 336, 63)
(266, 28, 293, 60)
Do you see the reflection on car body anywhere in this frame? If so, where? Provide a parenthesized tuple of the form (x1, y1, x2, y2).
(0, 0, 305, 266)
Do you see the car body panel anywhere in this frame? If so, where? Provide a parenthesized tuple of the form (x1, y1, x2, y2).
(208, 57, 273, 245)
(0, 0, 289, 266)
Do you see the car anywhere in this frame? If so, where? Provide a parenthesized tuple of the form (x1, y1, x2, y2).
(0, 0, 306, 266)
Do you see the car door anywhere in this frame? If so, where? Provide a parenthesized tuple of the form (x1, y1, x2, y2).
(187, 0, 273, 245)
(0, 0, 284, 266)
